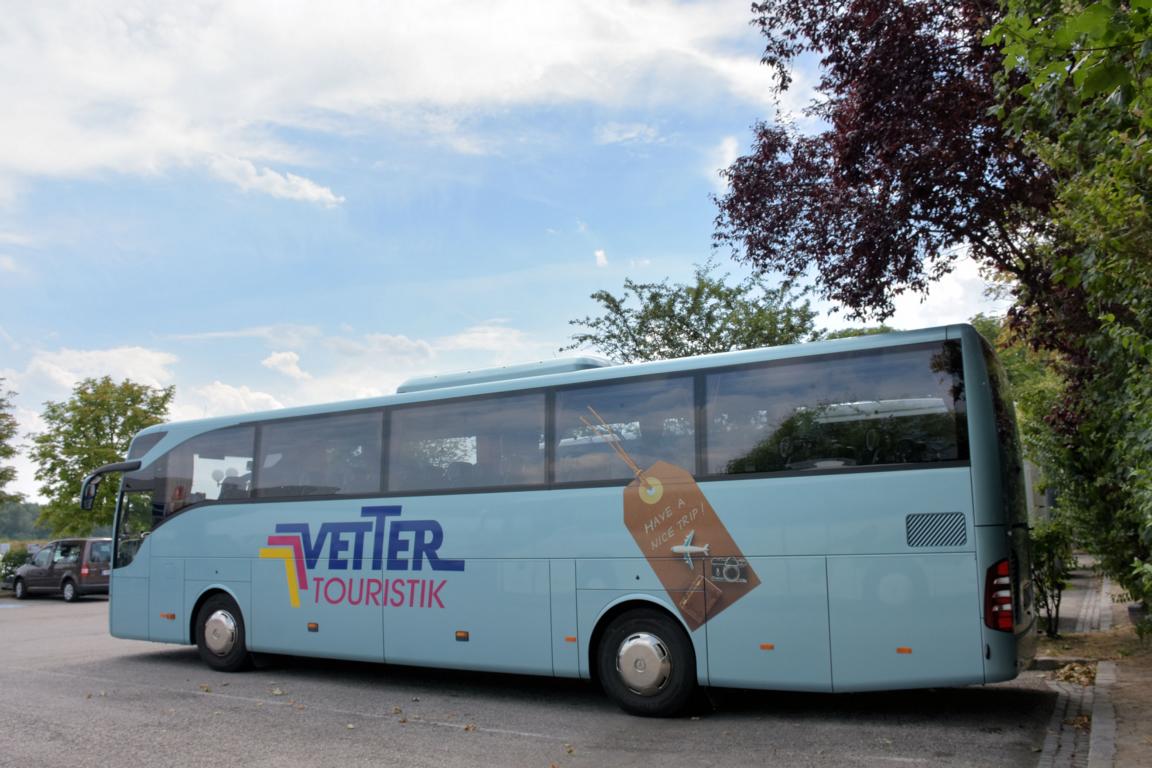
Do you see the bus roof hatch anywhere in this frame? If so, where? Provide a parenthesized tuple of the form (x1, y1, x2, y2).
(396, 356, 613, 394)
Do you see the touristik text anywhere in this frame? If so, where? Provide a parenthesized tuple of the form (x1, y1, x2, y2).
(259, 505, 464, 609)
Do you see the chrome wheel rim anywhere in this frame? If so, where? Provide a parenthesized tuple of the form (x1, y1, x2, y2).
(203, 609, 238, 656)
(616, 631, 672, 696)
(63, 582, 74, 601)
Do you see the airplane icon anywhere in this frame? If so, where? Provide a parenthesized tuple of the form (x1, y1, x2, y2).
(670, 530, 709, 568)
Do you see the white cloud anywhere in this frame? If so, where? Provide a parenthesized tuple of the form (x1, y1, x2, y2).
(208, 155, 344, 206)
(594, 249, 608, 267)
(6, 407, 45, 502)
(434, 322, 535, 354)
(303, 324, 554, 402)
(326, 333, 435, 362)
(169, 324, 322, 349)
(0, 231, 34, 246)
(2, 346, 179, 502)
(20, 346, 178, 392)
(0, 320, 563, 500)
(815, 254, 1010, 332)
(887, 256, 1011, 329)
(0, 326, 19, 352)
(596, 122, 662, 145)
(261, 351, 311, 380)
(0, 255, 19, 273)
(708, 135, 741, 193)
(0, 1, 783, 198)
(188, 381, 284, 417)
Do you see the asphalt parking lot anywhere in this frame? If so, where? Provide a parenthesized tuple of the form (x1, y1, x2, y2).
(0, 595, 1060, 768)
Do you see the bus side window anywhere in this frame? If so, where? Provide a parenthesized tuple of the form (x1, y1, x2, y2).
(388, 394, 545, 493)
(255, 411, 383, 498)
(706, 344, 967, 476)
(554, 376, 694, 483)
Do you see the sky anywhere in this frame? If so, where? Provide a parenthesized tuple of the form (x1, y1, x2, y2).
(0, 0, 1009, 502)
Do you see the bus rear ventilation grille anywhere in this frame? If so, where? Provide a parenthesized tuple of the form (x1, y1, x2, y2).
(905, 512, 967, 548)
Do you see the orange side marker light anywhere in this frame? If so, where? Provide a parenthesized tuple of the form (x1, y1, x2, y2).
(896, 647, 913, 655)
(759, 643, 776, 651)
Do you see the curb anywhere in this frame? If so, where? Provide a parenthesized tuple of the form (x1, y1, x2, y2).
(1084, 575, 1116, 768)
(1088, 661, 1116, 768)
(1037, 569, 1117, 768)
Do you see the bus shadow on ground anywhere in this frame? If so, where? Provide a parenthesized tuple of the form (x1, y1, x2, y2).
(710, 683, 1056, 721)
(113, 646, 1058, 725)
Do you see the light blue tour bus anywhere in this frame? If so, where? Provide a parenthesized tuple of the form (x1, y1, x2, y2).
(81, 324, 1035, 716)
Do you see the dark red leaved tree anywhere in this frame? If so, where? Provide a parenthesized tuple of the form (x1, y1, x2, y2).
(715, 0, 1066, 325)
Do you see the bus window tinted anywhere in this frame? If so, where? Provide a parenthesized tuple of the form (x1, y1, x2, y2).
(256, 412, 383, 498)
(166, 426, 256, 511)
(116, 425, 254, 567)
(554, 377, 695, 483)
(706, 343, 967, 475)
(388, 394, 545, 492)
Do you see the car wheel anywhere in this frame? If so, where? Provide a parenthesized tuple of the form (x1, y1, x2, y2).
(195, 593, 252, 672)
(61, 580, 78, 602)
(596, 607, 697, 717)
(13, 578, 27, 600)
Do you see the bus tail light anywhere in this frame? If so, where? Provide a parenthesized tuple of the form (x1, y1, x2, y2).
(984, 559, 1013, 632)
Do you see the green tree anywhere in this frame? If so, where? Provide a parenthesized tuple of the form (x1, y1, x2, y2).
(563, 261, 820, 363)
(0, 501, 48, 539)
(0, 378, 21, 504)
(972, 313, 1075, 635)
(969, 314, 1063, 461)
(711, 0, 1150, 607)
(30, 377, 173, 536)
(824, 326, 898, 340)
(989, 0, 1152, 607)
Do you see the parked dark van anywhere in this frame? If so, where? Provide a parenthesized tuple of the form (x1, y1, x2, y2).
(11, 538, 112, 601)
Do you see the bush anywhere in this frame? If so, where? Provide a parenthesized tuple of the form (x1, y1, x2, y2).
(1032, 519, 1073, 638)
(1, 544, 30, 583)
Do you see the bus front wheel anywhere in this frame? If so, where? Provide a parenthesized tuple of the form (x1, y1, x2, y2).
(195, 593, 252, 672)
(596, 608, 697, 717)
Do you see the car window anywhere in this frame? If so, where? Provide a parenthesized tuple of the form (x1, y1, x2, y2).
(32, 548, 51, 567)
(54, 542, 81, 564)
(88, 541, 111, 564)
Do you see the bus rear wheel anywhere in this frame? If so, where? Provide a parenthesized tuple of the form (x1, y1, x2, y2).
(596, 608, 697, 717)
(195, 593, 251, 672)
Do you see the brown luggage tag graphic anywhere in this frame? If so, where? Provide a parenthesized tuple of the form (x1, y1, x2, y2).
(581, 408, 761, 631)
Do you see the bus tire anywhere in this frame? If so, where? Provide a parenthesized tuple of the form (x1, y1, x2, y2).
(596, 608, 697, 717)
(195, 593, 251, 672)
(61, 579, 78, 602)
(13, 578, 27, 600)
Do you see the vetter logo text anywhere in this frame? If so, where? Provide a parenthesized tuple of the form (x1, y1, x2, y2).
(259, 505, 464, 609)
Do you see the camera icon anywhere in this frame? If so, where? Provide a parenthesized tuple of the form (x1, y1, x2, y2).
(710, 556, 749, 584)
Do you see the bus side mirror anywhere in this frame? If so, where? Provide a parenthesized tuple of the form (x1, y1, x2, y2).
(80, 475, 101, 510)
(79, 461, 141, 511)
